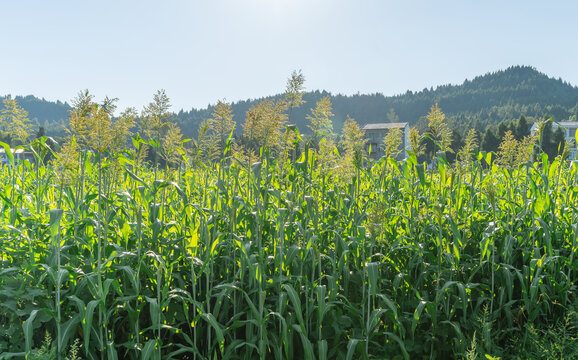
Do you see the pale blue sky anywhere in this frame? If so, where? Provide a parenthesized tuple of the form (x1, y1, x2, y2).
(1, 1, 577, 113)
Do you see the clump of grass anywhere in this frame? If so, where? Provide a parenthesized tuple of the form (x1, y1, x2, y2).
(66, 338, 82, 360)
(28, 332, 56, 360)
(510, 311, 578, 359)
(465, 330, 478, 360)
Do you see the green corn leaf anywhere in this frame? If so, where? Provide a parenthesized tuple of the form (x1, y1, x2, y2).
(283, 284, 306, 334)
(83, 299, 100, 351)
(60, 316, 81, 355)
(48, 208, 63, 239)
(141, 340, 159, 360)
(0, 141, 14, 168)
(125, 167, 149, 189)
(318, 340, 328, 360)
(411, 300, 427, 337)
(366, 262, 379, 296)
(23, 309, 39, 354)
(345, 338, 360, 360)
(106, 340, 119, 360)
(384, 332, 410, 360)
(201, 313, 225, 355)
(292, 324, 315, 360)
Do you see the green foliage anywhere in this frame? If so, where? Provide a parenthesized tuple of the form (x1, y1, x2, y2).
(457, 129, 478, 165)
(68, 90, 136, 154)
(285, 69, 306, 112)
(2, 82, 578, 360)
(0, 97, 33, 146)
(207, 100, 235, 158)
(1, 133, 577, 359)
(481, 126, 500, 153)
(140, 89, 172, 141)
(408, 126, 424, 157)
(497, 130, 519, 168)
(426, 103, 452, 154)
(306, 96, 334, 138)
(23, 333, 82, 360)
(0, 95, 69, 137)
(515, 115, 530, 139)
(242, 98, 288, 155)
(27, 332, 57, 360)
(382, 127, 403, 159)
(169, 65, 578, 142)
(386, 107, 399, 123)
(6, 66, 578, 168)
(341, 115, 367, 167)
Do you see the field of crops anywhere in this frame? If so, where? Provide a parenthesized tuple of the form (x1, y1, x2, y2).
(0, 92, 578, 359)
(1, 135, 577, 360)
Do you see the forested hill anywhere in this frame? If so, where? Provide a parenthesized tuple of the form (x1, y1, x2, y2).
(0, 95, 71, 135)
(174, 65, 578, 138)
(3, 66, 578, 139)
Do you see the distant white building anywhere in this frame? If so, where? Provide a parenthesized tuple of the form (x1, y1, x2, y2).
(0, 148, 34, 165)
(530, 121, 578, 160)
(362, 122, 410, 160)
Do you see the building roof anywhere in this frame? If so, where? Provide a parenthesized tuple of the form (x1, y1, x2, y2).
(362, 122, 408, 130)
(531, 121, 578, 129)
(0, 148, 26, 154)
(558, 121, 578, 127)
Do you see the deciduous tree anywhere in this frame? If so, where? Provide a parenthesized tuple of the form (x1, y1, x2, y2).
(386, 108, 399, 123)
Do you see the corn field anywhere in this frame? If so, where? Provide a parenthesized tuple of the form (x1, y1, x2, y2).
(0, 135, 577, 359)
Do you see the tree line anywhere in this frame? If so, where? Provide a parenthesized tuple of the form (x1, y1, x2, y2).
(0, 66, 575, 166)
(1, 70, 572, 183)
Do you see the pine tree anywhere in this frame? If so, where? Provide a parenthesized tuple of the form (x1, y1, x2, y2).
(386, 108, 399, 123)
(550, 126, 566, 159)
(515, 115, 530, 139)
(539, 121, 554, 158)
(482, 127, 500, 153)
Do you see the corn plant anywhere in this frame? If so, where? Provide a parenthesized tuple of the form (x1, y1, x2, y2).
(1, 123, 577, 360)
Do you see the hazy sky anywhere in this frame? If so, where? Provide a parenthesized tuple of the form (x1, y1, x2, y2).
(1, 1, 577, 113)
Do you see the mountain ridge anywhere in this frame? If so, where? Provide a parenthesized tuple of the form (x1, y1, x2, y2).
(173, 65, 578, 138)
(2, 66, 578, 139)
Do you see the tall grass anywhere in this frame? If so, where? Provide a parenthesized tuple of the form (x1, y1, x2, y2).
(0, 138, 577, 359)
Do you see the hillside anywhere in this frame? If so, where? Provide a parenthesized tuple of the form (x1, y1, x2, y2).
(0, 95, 71, 136)
(176, 65, 578, 138)
(3, 66, 578, 139)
